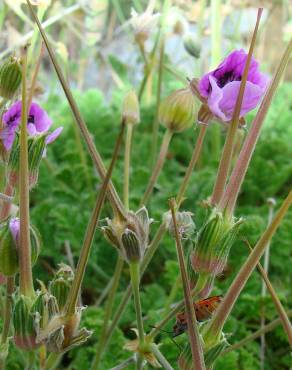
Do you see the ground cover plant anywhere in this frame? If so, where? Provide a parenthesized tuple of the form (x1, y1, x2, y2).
(0, 1, 291, 369)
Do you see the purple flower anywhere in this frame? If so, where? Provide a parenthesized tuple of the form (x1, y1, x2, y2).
(1, 101, 62, 150)
(198, 49, 269, 122)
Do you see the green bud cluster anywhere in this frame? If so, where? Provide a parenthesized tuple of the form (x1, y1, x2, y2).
(102, 207, 152, 264)
(122, 90, 140, 125)
(49, 264, 74, 312)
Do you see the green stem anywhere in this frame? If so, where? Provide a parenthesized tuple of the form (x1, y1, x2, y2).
(140, 129, 173, 206)
(26, 0, 125, 220)
(0, 184, 14, 221)
(92, 257, 124, 370)
(203, 191, 292, 347)
(129, 262, 145, 344)
(19, 46, 34, 298)
(151, 344, 174, 370)
(222, 310, 292, 355)
(123, 125, 133, 210)
(65, 123, 125, 317)
(169, 199, 205, 370)
(176, 124, 208, 207)
(150, 38, 164, 167)
(211, 9, 263, 207)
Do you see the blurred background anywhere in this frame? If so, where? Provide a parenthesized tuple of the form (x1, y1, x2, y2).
(0, 1, 291, 369)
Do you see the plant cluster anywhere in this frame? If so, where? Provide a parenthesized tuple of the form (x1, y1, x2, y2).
(0, 1, 291, 370)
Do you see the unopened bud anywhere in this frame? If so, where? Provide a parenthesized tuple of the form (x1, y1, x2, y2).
(0, 57, 22, 100)
(49, 264, 74, 312)
(191, 211, 242, 276)
(159, 88, 197, 133)
(7, 134, 47, 188)
(13, 293, 48, 350)
(184, 37, 201, 59)
(0, 218, 41, 276)
(122, 90, 140, 125)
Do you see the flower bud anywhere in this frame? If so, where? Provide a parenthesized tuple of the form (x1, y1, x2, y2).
(49, 264, 74, 312)
(102, 207, 152, 264)
(191, 211, 242, 277)
(0, 218, 41, 276)
(184, 37, 201, 59)
(164, 210, 195, 239)
(7, 134, 47, 188)
(13, 293, 48, 350)
(122, 90, 140, 125)
(159, 88, 197, 133)
(0, 57, 22, 100)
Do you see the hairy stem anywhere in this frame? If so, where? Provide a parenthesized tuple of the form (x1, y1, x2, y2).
(19, 46, 34, 298)
(65, 123, 125, 316)
(211, 8, 263, 206)
(140, 129, 173, 206)
(92, 257, 124, 370)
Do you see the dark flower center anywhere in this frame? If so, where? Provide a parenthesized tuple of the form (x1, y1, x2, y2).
(28, 115, 35, 124)
(6, 114, 19, 126)
(215, 70, 241, 88)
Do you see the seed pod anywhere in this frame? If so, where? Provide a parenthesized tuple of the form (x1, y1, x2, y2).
(0, 57, 22, 100)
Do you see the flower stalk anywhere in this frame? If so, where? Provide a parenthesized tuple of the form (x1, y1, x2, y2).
(19, 46, 34, 298)
(220, 38, 292, 213)
(65, 122, 125, 317)
(124, 124, 133, 210)
(202, 191, 292, 348)
(169, 198, 206, 370)
(140, 129, 173, 206)
(151, 344, 174, 370)
(211, 8, 263, 207)
(92, 257, 124, 370)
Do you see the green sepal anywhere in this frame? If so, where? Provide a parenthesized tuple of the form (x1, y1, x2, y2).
(0, 57, 22, 99)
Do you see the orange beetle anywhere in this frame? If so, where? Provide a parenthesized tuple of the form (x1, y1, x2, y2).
(173, 295, 223, 337)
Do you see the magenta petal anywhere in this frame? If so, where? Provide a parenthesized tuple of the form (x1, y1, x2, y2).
(45, 127, 63, 145)
(29, 103, 52, 133)
(207, 76, 227, 121)
(27, 123, 37, 136)
(0, 129, 17, 150)
(9, 218, 20, 244)
(219, 81, 265, 121)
